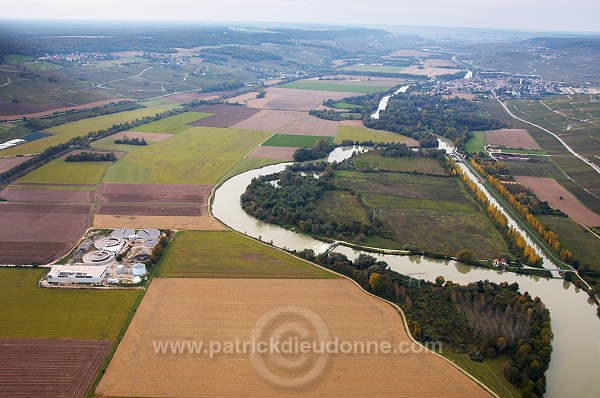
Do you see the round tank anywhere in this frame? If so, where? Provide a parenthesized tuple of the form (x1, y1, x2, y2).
(131, 262, 147, 276)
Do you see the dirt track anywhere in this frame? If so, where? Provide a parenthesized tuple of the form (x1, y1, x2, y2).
(514, 176, 600, 226)
(0, 338, 111, 398)
(97, 278, 488, 398)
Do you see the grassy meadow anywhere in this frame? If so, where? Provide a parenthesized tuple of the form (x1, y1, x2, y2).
(156, 231, 337, 278)
(335, 124, 415, 145)
(465, 131, 486, 153)
(351, 151, 446, 175)
(16, 157, 112, 185)
(0, 268, 141, 340)
(281, 81, 388, 94)
(262, 134, 334, 147)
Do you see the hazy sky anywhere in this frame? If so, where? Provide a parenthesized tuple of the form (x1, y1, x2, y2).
(2, 0, 599, 32)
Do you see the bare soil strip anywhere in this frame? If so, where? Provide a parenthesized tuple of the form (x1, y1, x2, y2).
(0, 99, 132, 120)
(97, 278, 489, 398)
(93, 215, 225, 230)
(278, 115, 339, 137)
(514, 176, 600, 226)
(485, 128, 541, 150)
(231, 109, 307, 131)
(247, 146, 299, 160)
(0, 338, 112, 398)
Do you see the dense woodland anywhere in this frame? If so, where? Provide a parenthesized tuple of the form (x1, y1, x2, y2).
(114, 136, 147, 146)
(294, 249, 552, 397)
(65, 151, 115, 162)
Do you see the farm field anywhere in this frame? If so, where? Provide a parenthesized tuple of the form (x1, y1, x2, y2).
(0, 106, 171, 156)
(96, 278, 488, 397)
(247, 145, 298, 160)
(504, 160, 567, 180)
(538, 215, 600, 271)
(336, 121, 419, 145)
(485, 128, 541, 150)
(156, 231, 336, 279)
(341, 64, 407, 74)
(262, 134, 333, 148)
(317, 190, 372, 225)
(102, 126, 270, 184)
(0, 98, 131, 120)
(240, 87, 359, 112)
(93, 214, 225, 230)
(0, 202, 91, 264)
(190, 104, 261, 128)
(400, 65, 463, 77)
(231, 109, 306, 131)
(281, 80, 388, 94)
(0, 186, 93, 203)
(129, 112, 212, 134)
(514, 176, 600, 226)
(0, 338, 112, 398)
(464, 131, 486, 153)
(333, 171, 508, 258)
(278, 115, 339, 137)
(16, 156, 113, 185)
(351, 151, 446, 175)
(0, 155, 31, 173)
(222, 158, 283, 180)
(0, 268, 141, 339)
(91, 131, 174, 151)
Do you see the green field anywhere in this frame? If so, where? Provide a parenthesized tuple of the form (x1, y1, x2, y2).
(465, 131, 486, 153)
(335, 124, 415, 145)
(0, 268, 141, 339)
(332, 102, 357, 109)
(539, 215, 600, 271)
(505, 160, 567, 180)
(103, 126, 270, 184)
(130, 112, 212, 134)
(342, 65, 406, 74)
(332, 171, 508, 258)
(444, 352, 520, 398)
(90, 135, 162, 152)
(281, 81, 388, 94)
(156, 231, 337, 278)
(352, 151, 446, 175)
(262, 134, 334, 147)
(16, 157, 112, 185)
(0, 107, 171, 156)
(317, 191, 371, 225)
(222, 157, 283, 181)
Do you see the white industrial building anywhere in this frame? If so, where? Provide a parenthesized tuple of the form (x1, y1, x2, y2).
(46, 265, 107, 284)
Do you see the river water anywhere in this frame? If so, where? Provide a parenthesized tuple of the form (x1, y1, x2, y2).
(212, 144, 599, 397)
(371, 85, 409, 119)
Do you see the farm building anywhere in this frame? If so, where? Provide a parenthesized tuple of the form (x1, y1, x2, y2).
(46, 265, 108, 284)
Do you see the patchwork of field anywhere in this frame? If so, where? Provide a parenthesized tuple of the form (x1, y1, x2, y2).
(97, 278, 488, 397)
(93, 214, 225, 230)
(0, 202, 91, 264)
(0, 106, 171, 156)
(341, 64, 463, 77)
(277, 115, 339, 137)
(157, 231, 335, 279)
(336, 121, 419, 145)
(485, 128, 541, 150)
(0, 99, 131, 120)
(240, 87, 359, 112)
(0, 155, 31, 173)
(538, 215, 600, 271)
(514, 176, 600, 226)
(0, 338, 112, 398)
(16, 156, 113, 185)
(91, 131, 174, 151)
(0, 268, 141, 339)
(247, 146, 298, 160)
(423, 59, 457, 67)
(281, 80, 389, 94)
(103, 127, 270, 184)
(352, 151, 446, 175)
(231, 109, 306, 131)
(262, 134, 334, 148)
(190, 104, 261, 128)
(129, 112, 213, 134)
(400, 65, 463, 77)
(0, 185, 94, 203)
(333, 171, 508, 258)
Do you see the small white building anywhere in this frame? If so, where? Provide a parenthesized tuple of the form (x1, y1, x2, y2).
(47, 265, 107, 284)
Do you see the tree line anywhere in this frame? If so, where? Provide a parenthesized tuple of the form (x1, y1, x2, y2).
(114, 136, 147, 146)
(65, 151, 116, 162)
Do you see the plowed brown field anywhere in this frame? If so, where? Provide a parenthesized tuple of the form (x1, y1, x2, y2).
(514, 176, 600, 226)
(189, 104, 260, 127)
(247, 146, 299, 160)
(240, 88, 359, 112)
(0, 338, 112, 398)
(0, 187, 93, 203)
(278, 115, 339, 137)
(96, 182, 212, 204)
(231, 110, 306, 131)
(485, 129, 541, 150)
(0, 156, 32, 174)
(97, 278, 489, 398)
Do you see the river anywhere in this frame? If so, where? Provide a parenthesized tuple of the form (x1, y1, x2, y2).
(212, 144, 599, 397)
(371, 85, 409, 119)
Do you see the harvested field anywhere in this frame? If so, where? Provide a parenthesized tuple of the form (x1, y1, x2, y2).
(247, 146, 299, 160)
(97, 278, 488, 398)
(16, 156, 113, 185)
(307, 76, 406, 87)
(190, 104, 261, 128)
(93, 214, 225, 231)
(336, 121, 419, 145)
(278, 115, 339, 137)
(0, 338, 112, 398)
(485, 128, 541, 150)
(423, 58, 457, 67)
(231, 109, 306, 131)
(129, 112, 213, 134)
(514, 176, 600, 226)
(281, 81, 388, 94)
(102, 130, 173, 142)
(158, 90, 237, 104)
(97, 182, 212, 205)
(0, 187, 93, 203)
(0, 202, 91, 264)
(98, 204, 203, 217)
(0, 99, 131, 120)
(0, 155, 32, 174)
(400, 65, 463, 77)
(156, 231, 335, 279)
(241, 88, 359, 112)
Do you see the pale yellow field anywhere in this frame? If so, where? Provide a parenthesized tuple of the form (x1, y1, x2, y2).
(97, 278, 489, 398)
(93, 215, 225, 230)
